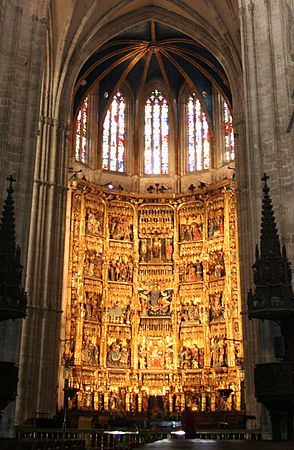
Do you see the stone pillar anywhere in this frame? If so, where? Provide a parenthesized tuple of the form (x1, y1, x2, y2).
(0, 0, 50, 429)
(237, 1, 294, 435)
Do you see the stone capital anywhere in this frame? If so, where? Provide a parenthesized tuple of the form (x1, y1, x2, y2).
(248, 1, 254, 13)
(239, 6, 245, 16)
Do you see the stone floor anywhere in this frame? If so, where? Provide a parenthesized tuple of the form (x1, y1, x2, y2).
(134, 438, 294, 450)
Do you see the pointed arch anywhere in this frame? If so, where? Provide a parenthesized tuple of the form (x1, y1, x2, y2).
(187, 93, 211, 172)
(144, 88, 169, 175)
(74, 96, 88, 163)
(102, 91, 126, 172)
(223, 101, 235, 162)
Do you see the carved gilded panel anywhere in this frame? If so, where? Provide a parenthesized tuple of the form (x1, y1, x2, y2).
(65, 181, 243, 415)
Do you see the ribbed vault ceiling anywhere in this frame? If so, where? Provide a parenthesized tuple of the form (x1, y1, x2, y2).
(73, 20, 234, 127)
(49, 1, 241, 124)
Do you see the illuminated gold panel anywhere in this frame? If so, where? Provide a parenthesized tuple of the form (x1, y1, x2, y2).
(64, 181, 243, 415)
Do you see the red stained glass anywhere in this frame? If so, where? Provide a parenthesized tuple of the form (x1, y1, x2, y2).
(75, 97, 88, 163)
(187, 94, 210, 172)
(102, 92, 125, 172)
(224, 101, 235, 162)
(144, 89, 169, 175)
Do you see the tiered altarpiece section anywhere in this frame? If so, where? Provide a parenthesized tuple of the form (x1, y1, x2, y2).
(64, 180, 243, 419)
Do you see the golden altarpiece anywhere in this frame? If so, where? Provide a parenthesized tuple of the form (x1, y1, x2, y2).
(63, 179, 243, 418)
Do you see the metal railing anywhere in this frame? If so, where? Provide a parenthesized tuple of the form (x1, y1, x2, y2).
(15, 427, 168, 449)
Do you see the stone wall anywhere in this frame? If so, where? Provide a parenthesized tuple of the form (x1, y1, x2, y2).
(0, 0, 49, 432)
(0, 0, 293, 436)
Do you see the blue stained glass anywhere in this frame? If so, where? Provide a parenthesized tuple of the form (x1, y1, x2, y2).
(187, 94, 210, 172)
(161, 101, 169, 174)
(117, 100, 125, 172)
(102, 92, 126, 172)
(102, 110, 110, 169)
(144, 100, 153, 174)
(224, 101, 235, 162)
(75, 97, 88, 162)
(144, 89, 169, 175)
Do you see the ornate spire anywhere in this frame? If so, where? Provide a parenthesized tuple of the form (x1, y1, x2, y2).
(248, 174, 294, 322)
(0, 176, 27, 321)
(0, 175, 16, 254)
(260, 173, 281, 257)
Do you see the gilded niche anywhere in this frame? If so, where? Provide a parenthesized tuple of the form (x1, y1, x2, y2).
(139, 289, 173, 316)
(65, 182, 243, 414)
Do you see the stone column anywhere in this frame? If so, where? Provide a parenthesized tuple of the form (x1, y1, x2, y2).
(0, 0, 50, 429)
(237, 0, 294, 435)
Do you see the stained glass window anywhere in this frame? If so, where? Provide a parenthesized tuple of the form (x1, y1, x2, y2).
(75, 97, 88, 163)
(187, 94, 210, 172)
(224, 101, 235, 162)
(102, 92, 125, 172)
(144, 89, 169, 175)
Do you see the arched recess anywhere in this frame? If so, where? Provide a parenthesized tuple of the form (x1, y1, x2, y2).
(17, 4, 265, 427)
(178, 82, 213, 178)
(59, 7, 245, 197)
(138, 79, 173, 178)
(98, 82, 134, 175)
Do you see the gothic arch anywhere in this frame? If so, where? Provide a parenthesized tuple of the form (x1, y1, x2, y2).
(55, 6, 243, 122)
(18, 1, 250, 424)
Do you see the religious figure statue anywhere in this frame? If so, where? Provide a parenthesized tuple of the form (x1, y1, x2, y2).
(165, 238, 173, 261)
(109, 217, 133, 241)
(183, 260, 203, 282)
(81, 331, 99, 366)
(208, 208, 224, 238)
(180, 346, 192, 369)
(210, 336, 227, 367)
(192, 222, 202, 240)
(108, 255, 133, 282)
(138, 343, 147, 369)
(139, 289, 172, 316)
(84, 249, 103, 278)
(152, 236, 162, 260)
(86, 209, 102, 235)
(140, 238, 148, 262)
(107, 339, 130, 368)
(107, 339, 121, 366)
(209, 292, 224, 322)
(208, 250, 225, 279)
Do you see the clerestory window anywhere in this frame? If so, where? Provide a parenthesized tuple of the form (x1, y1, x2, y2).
(187, 94, 210, 172)
(223, 101, 235, 162)
(74, 97, 88, 163)
(102, 92, 126, 172)
(144, 89, 169, 175)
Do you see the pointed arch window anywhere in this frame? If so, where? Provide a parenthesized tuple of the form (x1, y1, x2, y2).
(102, 92, 126, 172)
(187, 94, 210, 172)
(144, 89, 169, 175)
(223, 101, 235, 162)
(75, 97, 88, 163)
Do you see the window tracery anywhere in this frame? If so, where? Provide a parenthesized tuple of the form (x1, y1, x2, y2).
(223, 101, 235, 162)
(73, 89, 233, 178)
(102, 92, 126, 172)
(187, 94, 210, 172)
(144, 89, 169, 175)
(74, 97, 88, 163)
